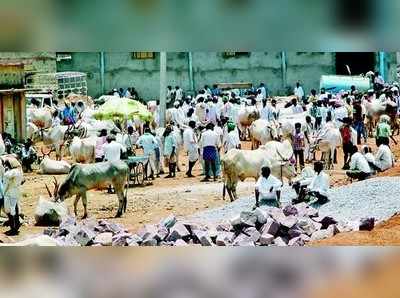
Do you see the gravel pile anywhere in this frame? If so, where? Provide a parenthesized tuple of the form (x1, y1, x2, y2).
(190, 177, 400, 225)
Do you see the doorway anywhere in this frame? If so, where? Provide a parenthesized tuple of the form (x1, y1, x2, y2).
(335, 52, 376, 76)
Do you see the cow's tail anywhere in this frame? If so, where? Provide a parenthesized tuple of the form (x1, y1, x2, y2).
(123, 169, 129, 213)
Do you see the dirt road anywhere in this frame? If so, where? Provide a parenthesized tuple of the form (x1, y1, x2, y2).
(2, 137, 400, 244)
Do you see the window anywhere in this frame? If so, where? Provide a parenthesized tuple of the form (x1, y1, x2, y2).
(223, 52, 250, 58)
(132, 52, 155, 59)
(56, 52, 72, 62)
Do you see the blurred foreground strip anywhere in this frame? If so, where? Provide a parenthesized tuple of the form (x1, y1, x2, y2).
(0, 248, 397, 298)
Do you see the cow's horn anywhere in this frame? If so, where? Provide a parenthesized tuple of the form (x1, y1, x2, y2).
(53, 176, 59, 196)
(45, 184, 53, 198)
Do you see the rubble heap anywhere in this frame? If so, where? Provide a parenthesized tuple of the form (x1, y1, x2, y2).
(41, 203, 376, 247)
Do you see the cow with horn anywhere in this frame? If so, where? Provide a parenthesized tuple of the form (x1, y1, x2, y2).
(54, 161, 129, 218)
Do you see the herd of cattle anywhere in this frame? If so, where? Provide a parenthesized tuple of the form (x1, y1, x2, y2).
(0, 93, 397, 220)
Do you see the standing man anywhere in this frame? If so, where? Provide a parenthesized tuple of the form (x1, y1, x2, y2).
(20, 139, 37, 173)
(200, 123, 220, 182)
(292, 123, 308, 171)
(175, 86, 183, 101)
(375, 115, 397, 147)
(62, 101, 76, 125)
(136, 128, 159, 179)
(340, 118, 354, 169)
(183, 121, 199, 178)
(223, 122, 241, 153)
(163, 126, 177, 178)
(294, 82, 305, 103)
(103, 135, 126, 163)
(291, 98, 304, 114)
(123, 126, 139, 157)
(255, 166, 283, 208)
(1, 160, 24, 236)
(308, 89, 318, 104)
(352, 98, 366, 144)
(166, 86, 174, 107)
(258, 83, 268, 99)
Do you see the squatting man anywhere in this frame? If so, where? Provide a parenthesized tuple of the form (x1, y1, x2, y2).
(255, 161, 330, 208)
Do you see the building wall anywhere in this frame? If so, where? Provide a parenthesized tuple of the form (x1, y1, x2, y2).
(0, 52, 56, 73)
(56, 52, 398, 100)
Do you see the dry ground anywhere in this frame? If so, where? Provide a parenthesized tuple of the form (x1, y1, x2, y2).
(2, 135, 400, 244)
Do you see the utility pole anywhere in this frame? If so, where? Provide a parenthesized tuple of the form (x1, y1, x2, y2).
(159, 52, 167, 127)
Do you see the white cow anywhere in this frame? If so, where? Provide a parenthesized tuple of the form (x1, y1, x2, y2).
(27, 107, 54, 129)
(237, 106, 260, 139)
(249, 119, 279, 149)
(308, 123, 343, 170)
(69, 137, 96, 164)
(221, 140, 297, 202)
(30, 124, 70, 160)
(39, 157, 71, 174)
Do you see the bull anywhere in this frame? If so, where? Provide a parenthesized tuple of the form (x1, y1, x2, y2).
(221, 140, 297, 202)
(56, 161, 129, 218)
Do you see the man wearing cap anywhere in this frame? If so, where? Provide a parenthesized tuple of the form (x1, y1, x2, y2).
(375, 115, 397, 146)
(224, 121, 241, 153)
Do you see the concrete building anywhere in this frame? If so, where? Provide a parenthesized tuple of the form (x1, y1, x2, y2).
(56, 52, 398, 100)
(0, 62, 27, 141)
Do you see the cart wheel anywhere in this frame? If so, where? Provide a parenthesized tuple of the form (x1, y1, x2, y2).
(136, 162, 145, 186)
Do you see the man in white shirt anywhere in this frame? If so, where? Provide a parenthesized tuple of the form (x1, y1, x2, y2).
(375, 142, 394, 172)
(259, 99, 269, 120)
(123, 126, 139, 156)
(291, 98, 304, 114)
(183, 121, 199, 177)
(293, 162, 329, 205)
(136, 128, 159, 178)
(362, 145, 377, 170)
(200, 123, 221, 182)
(256, 89, 264, 103)
(255, 166, 283, 208)
(103, 135, 126, 163)
(294, 82, 305, 102)
(166, 86, 174, 106)
(182, 96, 192, 116)
(112, 88, 120, 97)
(195, 97, 208, 125)
(175, 86, 183, 101)
(224, 122, 241, 153)
(207, 98, 219, 125)
(171, 101, 185, 127)
(346, 145, 373, 181)
(258, 83, 267, 99)
(1, 160, 24, 235)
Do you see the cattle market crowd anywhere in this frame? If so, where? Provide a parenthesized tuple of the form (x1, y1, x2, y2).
(0, 71, 399, 238)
